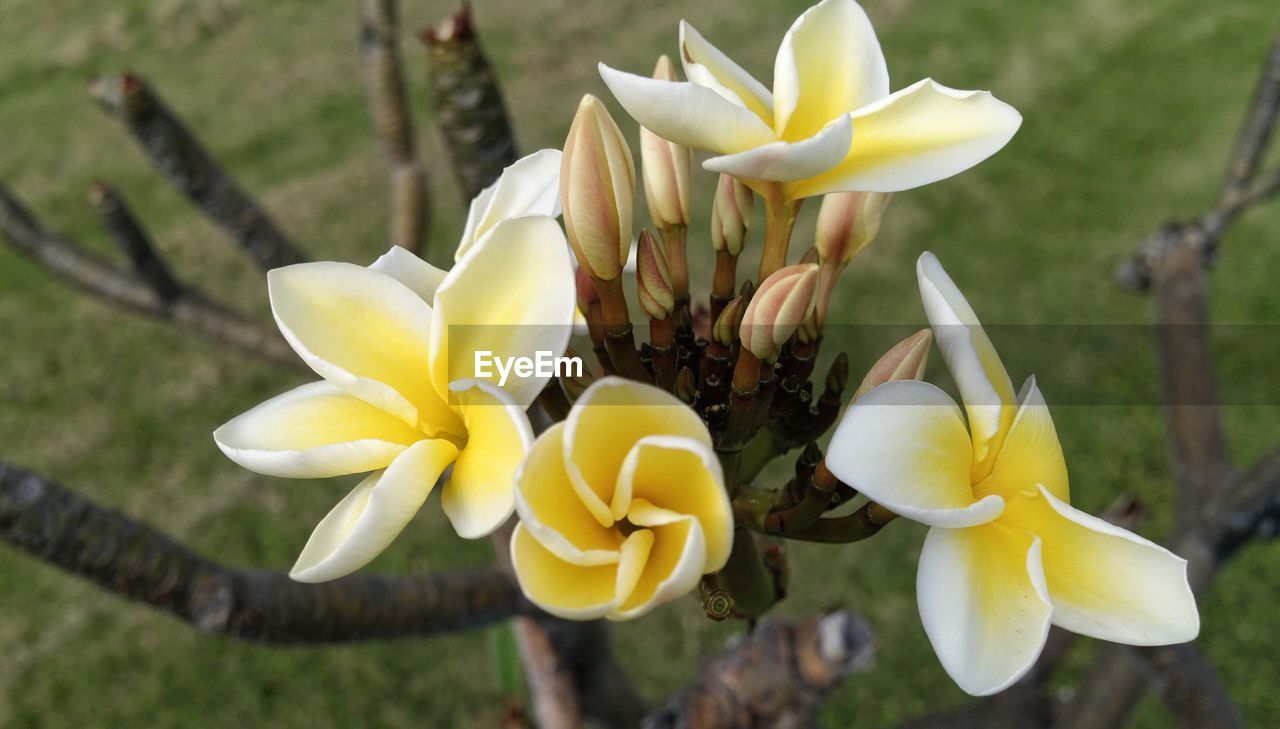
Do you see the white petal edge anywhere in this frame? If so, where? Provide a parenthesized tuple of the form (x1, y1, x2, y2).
(369, 245, 449, 305)
(456, 149, 563, 262)
(917, 251, 1016, 467)
(599, 64, 777, 155)
(213, 381, 420, 479)
(289, 438, 458, 583)
(917, 523, 1053, 696)
(826, 380, 1004, 528)
(611, 435, 732, 572)
(514, 422, 623, 567)
(792, 78, 1022, 197)
(1031, 485, 1200, 645)
(679, 20, 773, 122)
(703, 114, 851, 182)
(609, 513, 707, 621)
(267, 262, 442, 431)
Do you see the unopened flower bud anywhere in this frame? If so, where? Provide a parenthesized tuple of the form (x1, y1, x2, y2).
(635, 230, 675, 320)
(675, 366, 697, 404)
(711, 174, 754, 256)
(815, 191, 891, 268)
(851, 329, 932, 403)
(575, 265, 600, 313)
(739, 264, 819, 362)
(795, 309, 820, 345)
(561, 94, 635, 281)
(825, 351, 850, 394)
(640, 56, 692, 232)
(712, 295, 746, 348)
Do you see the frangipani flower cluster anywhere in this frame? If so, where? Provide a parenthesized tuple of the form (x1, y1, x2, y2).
(211, 0, 1201, 701)
(828, 253, 1200, 695)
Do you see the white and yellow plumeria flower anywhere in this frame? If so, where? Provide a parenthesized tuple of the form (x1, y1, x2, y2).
(215, 151, 576, 583)
(510, 377, 733, 621)
(826, 253, 1198, 696)
(599, 0, 1021, 201)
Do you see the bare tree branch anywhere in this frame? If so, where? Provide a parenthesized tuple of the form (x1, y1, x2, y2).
(359, 0, 431, 254)
(421, 5, 519, 203)
(88, 181, 183, 301)
(88, 73, 305, 271)
(0, 460, 531, 642)
(1120, 27, 1280, 291)
(1225, 28, 1280, 189)
(1143, 644, 1245, 729)
(642, 611, 874, 729)
(0, 183, 301, 369)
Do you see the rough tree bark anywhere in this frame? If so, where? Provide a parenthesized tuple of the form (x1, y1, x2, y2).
(421, 6, 520, 203)
(88, 72, 304, 271)
(0, 460, 531, 643)
(359, 0, 431, 254)
(0, 182, 301, 369)
(642, 611, 875, 729)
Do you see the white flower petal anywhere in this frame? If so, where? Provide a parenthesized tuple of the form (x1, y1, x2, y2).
(268, 262, 461, 435)
(679, 21, 773, 122)
(1004, 486, 1200, 645)
(214, 381, 423, 479)
(441, 380, 533, 539)
(612, 435, 732, 572)
(456, 149, 563, 262)
(289, 438, 459, 583)
(563, 377, 713, 527)
(430, 215, 576, 409)
(918, 523, 1053, 696)
(368, 246, 449, 305)
(916, 252, 1017, 475)
(792, 79, 1022, 197)
(772, 0, 888, 140)
(515, 422, 624, 566)
(599, 64, 777, 155)
(703, 114, 851, 182)
(826, 380, 1004, 528)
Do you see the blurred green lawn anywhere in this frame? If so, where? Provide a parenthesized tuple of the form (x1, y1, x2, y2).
(2, 0, 1278, 726)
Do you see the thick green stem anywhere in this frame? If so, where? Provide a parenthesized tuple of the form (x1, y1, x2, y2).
(713, 527, 777, 618)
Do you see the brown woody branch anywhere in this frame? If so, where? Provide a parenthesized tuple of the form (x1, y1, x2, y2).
(0, 460, 531, 642)
(88, 73, 304, 271)
(1060, 27, 1280, 729)
(0, 182, 301, 369)
(88, 181, 183, 301)
(421, 5, 519, 203)
(643, 611, 874, 729)
(359, 0, 431, 254)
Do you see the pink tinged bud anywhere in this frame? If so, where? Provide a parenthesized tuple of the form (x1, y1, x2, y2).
(711, 174, 754, 256)
(640, 56, 693, 232)
(575, 265, 600, 312)
(561, 94, 636, 281)
(851, 329, 933, 403)
(636, 230, 675, 320)
(739, 263, 820, 362)
(815, 191, 891, 268)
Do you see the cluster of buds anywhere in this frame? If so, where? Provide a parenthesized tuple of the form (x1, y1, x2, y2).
(544, 63, 911, 620)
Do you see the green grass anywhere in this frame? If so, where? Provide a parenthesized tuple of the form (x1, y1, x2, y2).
(2, 0, 1278, 726)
